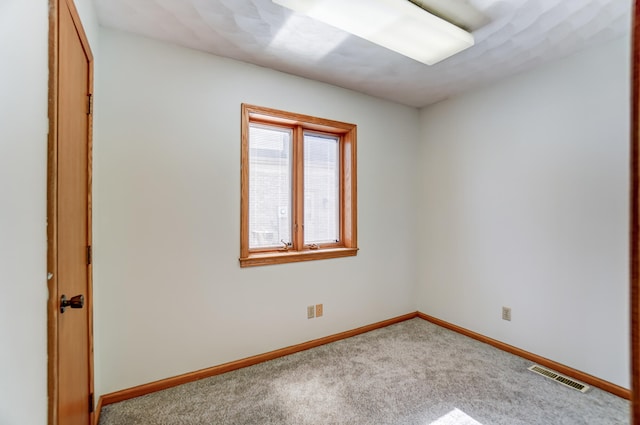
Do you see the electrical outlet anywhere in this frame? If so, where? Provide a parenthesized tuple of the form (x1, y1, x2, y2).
(502, 307, 511, 321)
(315, 304, 323, 317)
(307, 305, 315, 319)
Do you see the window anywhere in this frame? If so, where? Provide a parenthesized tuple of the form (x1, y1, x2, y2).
(240, 104, 357, 267)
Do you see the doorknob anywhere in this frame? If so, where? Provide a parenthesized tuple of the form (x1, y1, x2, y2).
(60, 294, 84, 313)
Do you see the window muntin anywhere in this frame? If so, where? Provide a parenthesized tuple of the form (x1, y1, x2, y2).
(240, 104, 357, 267)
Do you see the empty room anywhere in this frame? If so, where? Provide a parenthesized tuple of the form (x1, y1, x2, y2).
(1, 0, 637, 424)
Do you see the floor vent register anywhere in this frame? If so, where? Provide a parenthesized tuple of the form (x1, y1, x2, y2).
(528, 365, 590, 393)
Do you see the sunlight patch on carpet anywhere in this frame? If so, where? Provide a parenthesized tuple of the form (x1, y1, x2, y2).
(429, 408, 484, 425)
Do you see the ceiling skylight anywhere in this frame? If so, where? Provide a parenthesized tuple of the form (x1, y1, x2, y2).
(272, 0, 475, 65)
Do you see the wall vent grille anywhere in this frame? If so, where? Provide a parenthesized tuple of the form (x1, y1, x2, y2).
(528, 365, 590, 393)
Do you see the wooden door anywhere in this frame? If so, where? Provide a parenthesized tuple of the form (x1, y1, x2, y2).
(48, 0, 94, 424)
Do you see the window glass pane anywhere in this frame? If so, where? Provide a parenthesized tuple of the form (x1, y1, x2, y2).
(249, 124, 292, 249)
(304, 133, 339, 244)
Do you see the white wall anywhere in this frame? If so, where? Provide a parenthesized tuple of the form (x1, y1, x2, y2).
(93, 29, 420, 397)
(76, 0, 100, 52)
(0, 1, 48, 423)
(417, 36, 630, 388)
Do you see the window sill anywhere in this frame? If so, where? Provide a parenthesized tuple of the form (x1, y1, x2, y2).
(239, 247, 358, 268)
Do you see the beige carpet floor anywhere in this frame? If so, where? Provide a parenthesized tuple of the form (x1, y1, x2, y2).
(98, 318, 629, 424)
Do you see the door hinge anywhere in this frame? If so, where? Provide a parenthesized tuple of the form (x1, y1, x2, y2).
(87, 245, 92, 265)
(87, 93, 93, 115)
(89, 393, 94, 413)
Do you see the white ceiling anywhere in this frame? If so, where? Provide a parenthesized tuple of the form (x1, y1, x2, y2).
(94, 0, 631, 108)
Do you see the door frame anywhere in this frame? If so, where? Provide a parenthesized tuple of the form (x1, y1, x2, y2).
(633, 1, 640, 423)
(47, 0, 95, 423)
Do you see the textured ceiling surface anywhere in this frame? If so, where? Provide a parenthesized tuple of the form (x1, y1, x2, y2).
(95, 0, 631, 107)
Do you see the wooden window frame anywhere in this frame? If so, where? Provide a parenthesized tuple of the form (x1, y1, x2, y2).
(240, 104, 358, 267)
